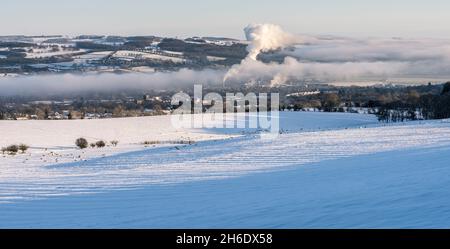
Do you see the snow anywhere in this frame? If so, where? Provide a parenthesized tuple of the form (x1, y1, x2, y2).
(3, 145, 449, 228)
(129, 66, 156, 73)
(30, 37, 64, 44)
(113, 50, 186, 63)
(161, 50, 184, 56)
(73, 51, 112, 61)
(0, 114, 238, 183)
(0, 114, 238, 148)
(27, 51, 114, 70)
(1, 112, 450, 228)
(207, 55, 227, 62)
(26, 49, 85, 59)
(0, 73, 19, 77)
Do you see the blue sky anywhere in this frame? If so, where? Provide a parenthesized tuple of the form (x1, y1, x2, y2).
(1, 0, 450, 38)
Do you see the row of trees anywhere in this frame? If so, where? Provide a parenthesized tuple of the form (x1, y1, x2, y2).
(377, 82, 450, 122)
(282, 82, 450, 123)
(1, 144, 29, 155)
(75, 138, 118, 149)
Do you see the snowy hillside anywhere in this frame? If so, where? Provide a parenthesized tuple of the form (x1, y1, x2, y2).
(1, 112, 450, 228)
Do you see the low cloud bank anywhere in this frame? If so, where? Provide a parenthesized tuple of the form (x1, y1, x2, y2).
(0, 69, 225, 96)
(224, 24, 450, 86)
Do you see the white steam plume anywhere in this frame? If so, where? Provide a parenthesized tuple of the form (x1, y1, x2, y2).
(224, 23, 310, 84)
(244, 23, 299, 60)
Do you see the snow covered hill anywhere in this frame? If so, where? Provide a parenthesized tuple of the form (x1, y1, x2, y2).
(1, 112, 450, 228)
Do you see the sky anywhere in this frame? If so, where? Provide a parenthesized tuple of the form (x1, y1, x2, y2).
(1, 0, 450, 39)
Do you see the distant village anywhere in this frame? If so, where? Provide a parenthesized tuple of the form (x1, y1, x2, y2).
(1, 92, 174, 120)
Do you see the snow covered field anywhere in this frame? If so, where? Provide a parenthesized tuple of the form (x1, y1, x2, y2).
(1, 112, 450, 228)
(25, 49, 85, 59)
